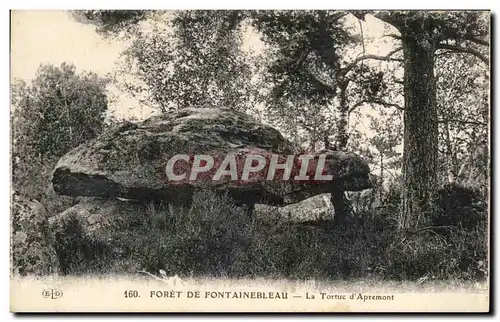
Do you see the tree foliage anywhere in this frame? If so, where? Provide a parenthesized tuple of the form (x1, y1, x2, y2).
(70, 10, 151, 36)
(74, 10, 253, 113)
(70, 10, 490, 230)
(435, 51, 489, 192)
(251, 10, 352, 106)
(11, 63, 109, 198)
(252, 11, 403, 151)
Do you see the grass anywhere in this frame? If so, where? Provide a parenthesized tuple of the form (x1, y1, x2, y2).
(49, 184, 489, 283)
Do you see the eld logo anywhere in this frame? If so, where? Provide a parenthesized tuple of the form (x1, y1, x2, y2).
(42, 289, 63, 299)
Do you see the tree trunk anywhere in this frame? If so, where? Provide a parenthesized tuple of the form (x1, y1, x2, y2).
(330, 83, 352, 224)
(331, 187, 346, 225)
(310, 125, 317, 151)
(399, 32, 438, 229)
(379, 153, 384, 201)
(444, 120, 459, 183)
(335, 84, 349, 151)
(336, 109, 349, 151)
(323, 135, 330, 149)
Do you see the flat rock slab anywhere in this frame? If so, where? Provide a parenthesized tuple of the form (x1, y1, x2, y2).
(52, 107, 371, 206)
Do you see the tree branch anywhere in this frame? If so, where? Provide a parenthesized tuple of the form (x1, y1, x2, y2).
(435, 50, 456, 58)
(381, 33, 402, 40)
(349, 97, 404, 113)
(137, 270, 168, 282)
(343, 47, 403, 75)
(358, 18, 366, 72)
(437, 43, 489, 65)
(464, 35, 489, 47)
(371, 11, 405, 29)
(438, 118, 487, 127)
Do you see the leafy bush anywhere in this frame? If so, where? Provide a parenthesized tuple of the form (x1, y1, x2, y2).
(11, 63, 108, 215)
(131, 189, 252, 277)
(50, 184, 489, 282)
(374, 182, 488, 280)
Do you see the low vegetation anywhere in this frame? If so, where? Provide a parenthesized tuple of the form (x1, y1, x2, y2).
(52, 184, 488, 282)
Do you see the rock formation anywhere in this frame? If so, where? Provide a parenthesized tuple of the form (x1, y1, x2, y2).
(11, 193, 59, 276)
(52, 107, 371, 208)
(48, 198, 148, 274)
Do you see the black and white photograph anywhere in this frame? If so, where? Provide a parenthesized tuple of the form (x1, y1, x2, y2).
(9, 9, 491, 312)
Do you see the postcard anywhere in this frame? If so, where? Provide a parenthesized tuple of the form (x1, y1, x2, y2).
(10, 9, 490, 313)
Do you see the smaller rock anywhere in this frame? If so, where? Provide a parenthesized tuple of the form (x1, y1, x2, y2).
(255, 193, 333, 222)
(48, 199, 151, 274)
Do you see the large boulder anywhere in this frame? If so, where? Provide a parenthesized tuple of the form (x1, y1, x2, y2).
(11, 193, 59, 276)
(52, 108, 371, 206)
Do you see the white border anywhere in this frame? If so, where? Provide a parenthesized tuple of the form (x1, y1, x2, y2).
(4, 0, 497, 10)
(2, 1, 497, 321)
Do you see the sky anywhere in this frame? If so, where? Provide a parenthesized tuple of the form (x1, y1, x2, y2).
(10, 10, 152, 119)
(11, 11, 125, 80)
(10, 10, 395, 79)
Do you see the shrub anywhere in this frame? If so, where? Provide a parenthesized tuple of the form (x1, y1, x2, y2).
(372, 182, 489, 281)
(11, 63, 108, 217)
(434, 183, 487, 230)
